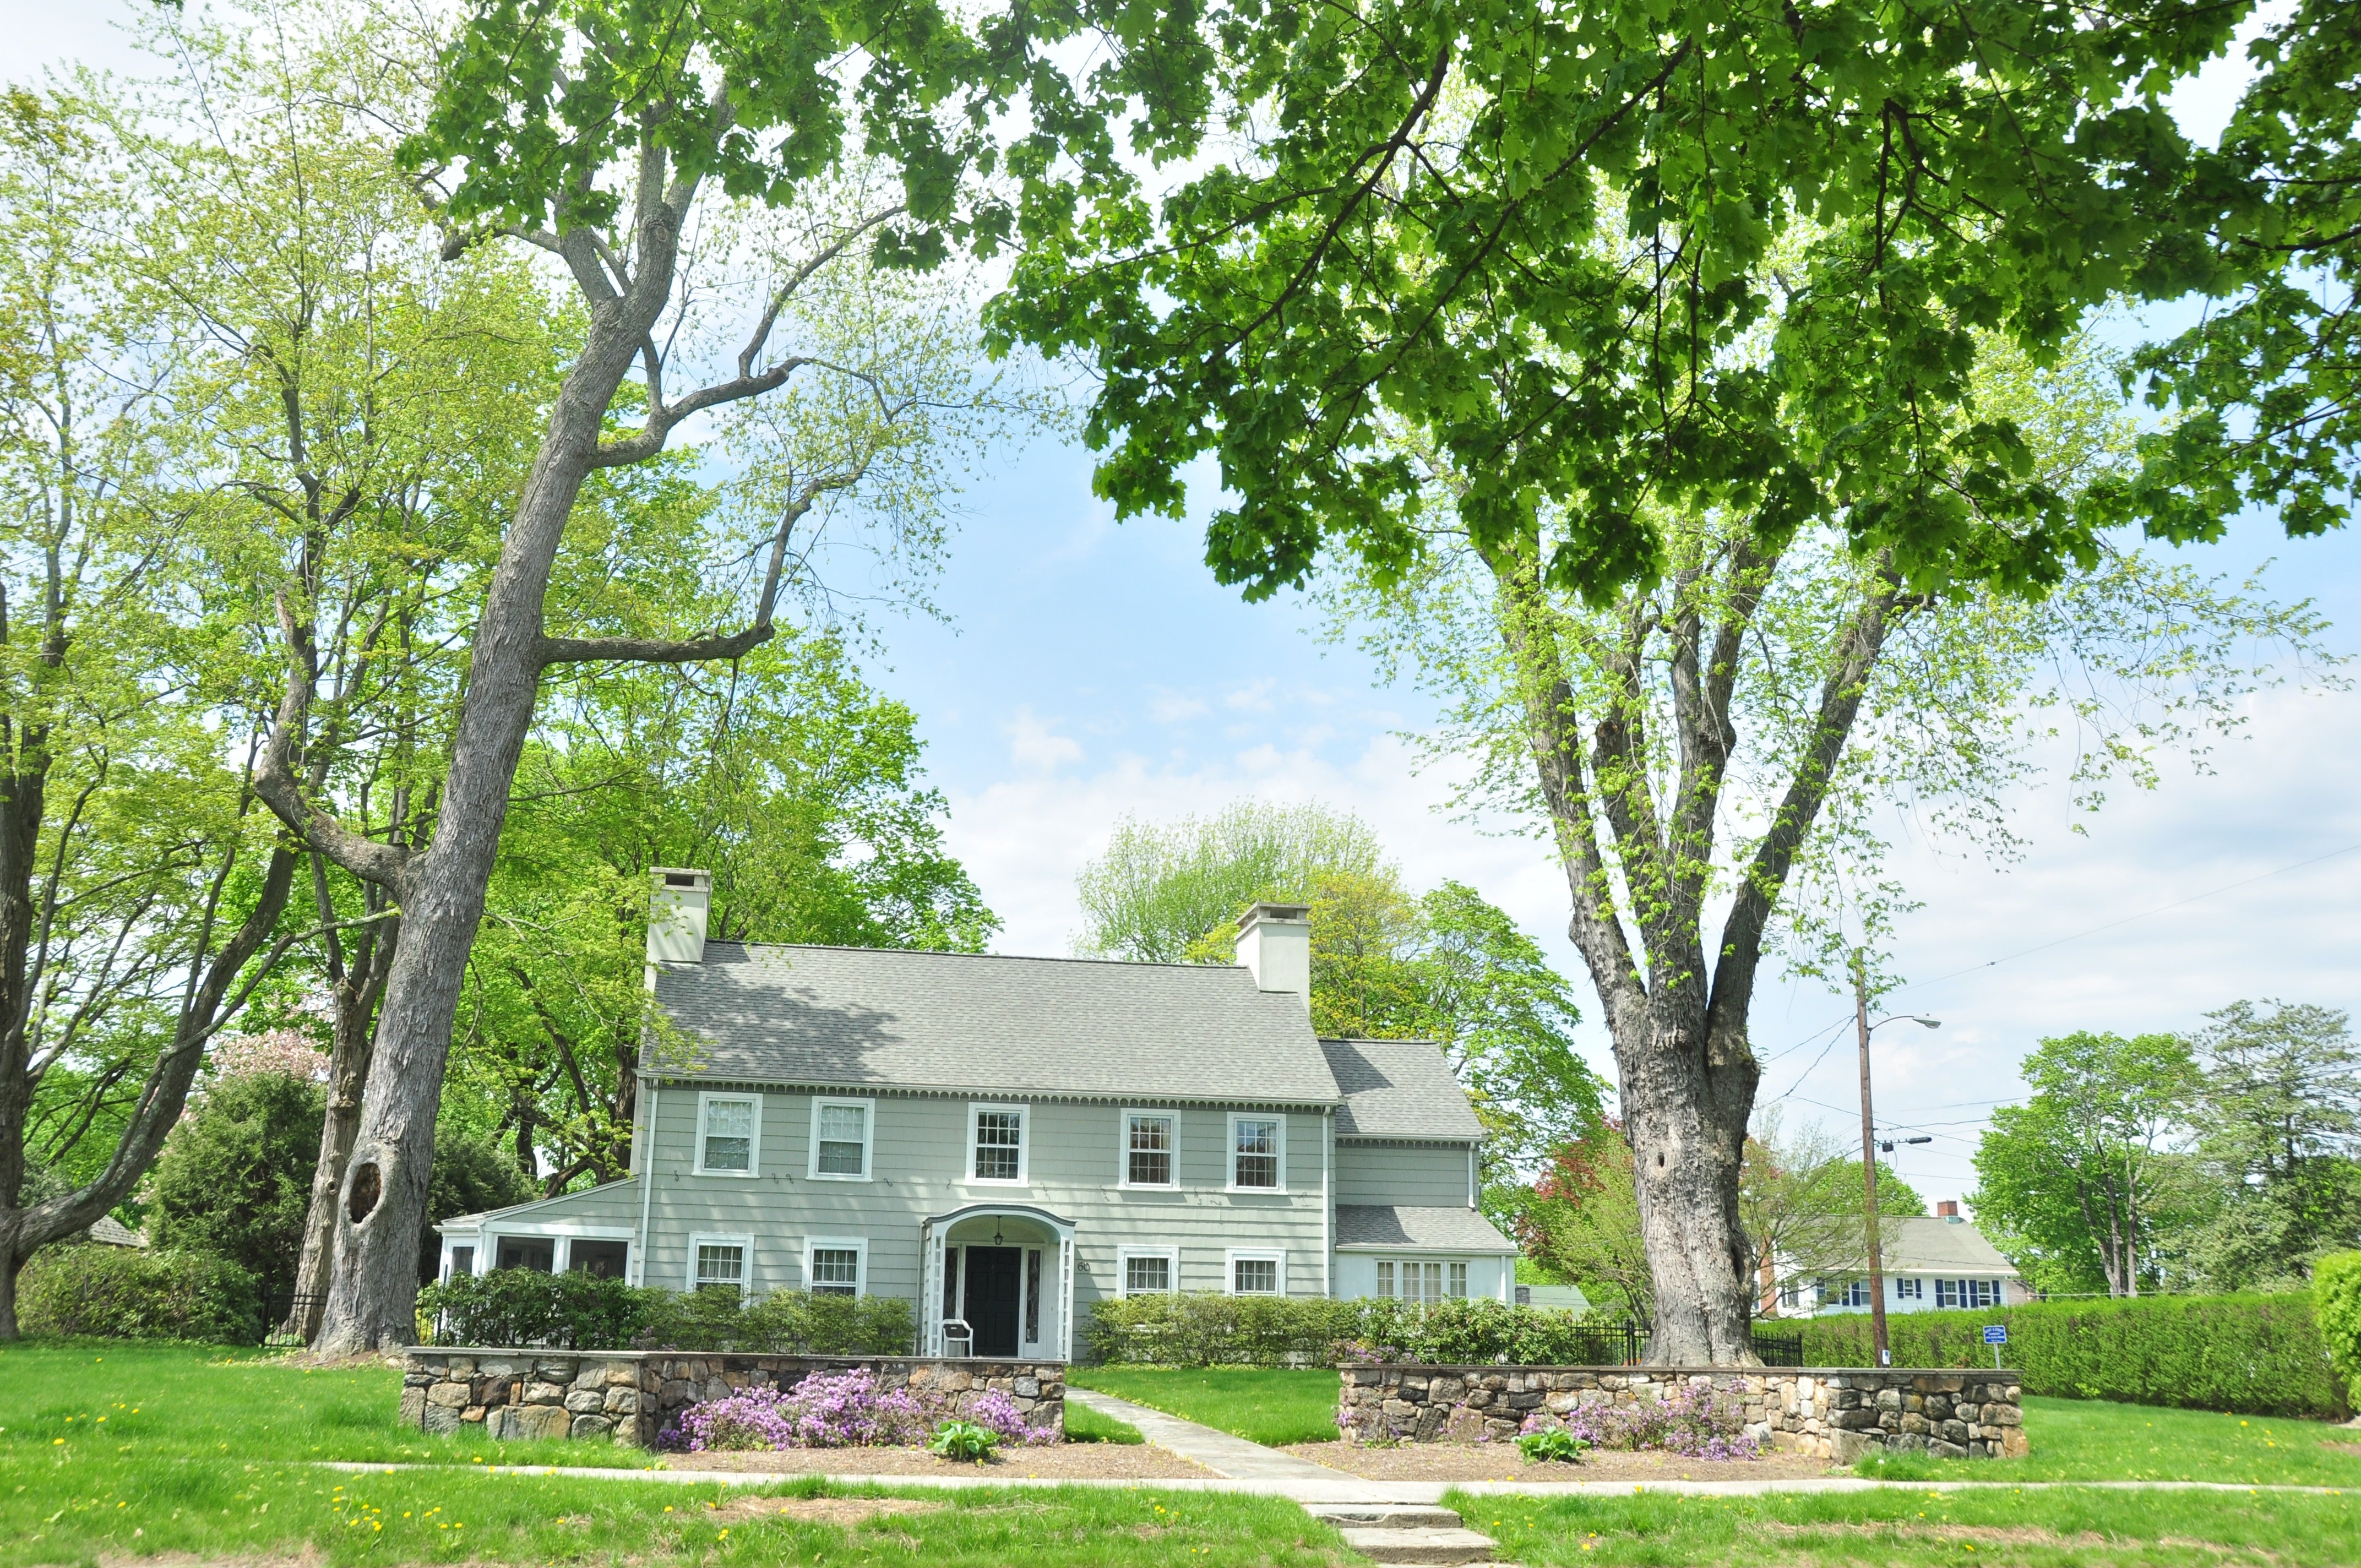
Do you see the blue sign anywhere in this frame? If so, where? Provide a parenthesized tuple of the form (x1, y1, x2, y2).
(1983, 1325, 2008, 1345)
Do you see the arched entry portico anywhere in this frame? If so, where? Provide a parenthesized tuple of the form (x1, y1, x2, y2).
(920, 1204, 1075, 1361)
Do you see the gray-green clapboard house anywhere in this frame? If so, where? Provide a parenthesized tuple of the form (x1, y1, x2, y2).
(433, 871, 1516, 1360)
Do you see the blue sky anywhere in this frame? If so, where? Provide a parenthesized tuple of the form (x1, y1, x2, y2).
(18, 0, 2358, 1206)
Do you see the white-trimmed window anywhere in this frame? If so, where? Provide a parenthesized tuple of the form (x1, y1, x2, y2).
(808, 1097, 874, 1180)
(969, 1103, 1028, 1184)
(1936, 1277, 2000, 1309)
(695, 1092, 760, 1176)
(1122, 1109, 1178, 1188)
(1228, 1112, 1284, 1191)
(1895, 1276, 1923, 1301)
(1374, 1258, 1468, 1304)
(688, 1234, 752, 1298)
(804, 1237, 867, 1297)
(1119, 1247, 1179, 1296)
(1226, 1249, 1284, 1296)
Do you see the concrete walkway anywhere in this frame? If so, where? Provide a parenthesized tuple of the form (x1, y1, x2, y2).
(1065, 1387, 1383, 1494)
(318, 1460, 2354, 1502)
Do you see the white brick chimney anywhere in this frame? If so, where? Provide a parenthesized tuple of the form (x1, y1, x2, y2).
(1233, 902, 1311, 1008)
(647, 868, 711, 966)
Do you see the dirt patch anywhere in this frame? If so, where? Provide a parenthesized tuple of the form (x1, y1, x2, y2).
(2321, 1441, 2361, 1455)
(1279, 1441, 1840, 1483)
(1763, 1521, 2111, 1548)
(697, 1496, 944, 1527)
(664, 1442, 1213, 1480)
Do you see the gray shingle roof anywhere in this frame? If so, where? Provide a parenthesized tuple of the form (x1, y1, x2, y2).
(651, 943, 1342, 1104)
(1334, 1204, 1517, 1253)
(1321, 1038, 1483, 1140)
(1880, 1216, 2020, 1275)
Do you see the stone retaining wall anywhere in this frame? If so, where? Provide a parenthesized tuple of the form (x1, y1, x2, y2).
(399, 1349, 1065, 1448)
(1337, 1365, 2026, 1462)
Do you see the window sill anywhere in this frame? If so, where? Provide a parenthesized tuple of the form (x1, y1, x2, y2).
(960, 1178, 1029, 1188)
(690, 1169, 760, 1179)
(807, 1172, 872, 1183)
(1117, 1181, 1180, 1193)
(1224, 1184, 1288, 1196)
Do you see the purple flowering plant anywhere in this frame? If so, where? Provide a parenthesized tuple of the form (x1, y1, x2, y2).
(661, 1368, 931, 1451)
(1521, 1382, 1762, 1462)
(660, 1368, 1057, 1451)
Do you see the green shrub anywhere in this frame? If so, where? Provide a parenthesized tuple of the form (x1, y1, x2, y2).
(2315, 1252, 2361, 1409)
(1516, 1426, 1590, 1463)
(1791, 1293, 2349, 1420)
(1081, 1292, 1604, 1366)
(927, 1418, 998, 1463)
(414, 1270, 916, 1354)
(18, 1245, 260, 1343)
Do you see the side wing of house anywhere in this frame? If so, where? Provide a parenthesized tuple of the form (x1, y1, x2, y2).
(1321, 1037, 1516, 1304)
(434, 1179, 645, 1282)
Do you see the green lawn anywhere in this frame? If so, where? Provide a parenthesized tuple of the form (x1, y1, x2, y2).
(1060, 1400, 1143, 1444)
(1856, 1395, 2361, 1487)
(1066, 1367, 1340, 1445)
(0, 1341, 618, 1468)
(0, 1343, 1349, 1567)
(1459, 1485, 2361, 1566)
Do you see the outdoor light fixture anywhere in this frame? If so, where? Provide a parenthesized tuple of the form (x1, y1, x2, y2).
(992, 1222, 1005, 1247)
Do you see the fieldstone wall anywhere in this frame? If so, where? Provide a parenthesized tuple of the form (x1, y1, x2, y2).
(399, 1349, 1065, 1448)
(1337, 1365, 2026, 1462)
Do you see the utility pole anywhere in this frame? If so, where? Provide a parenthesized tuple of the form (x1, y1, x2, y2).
(1853, 949, 1892, 1369)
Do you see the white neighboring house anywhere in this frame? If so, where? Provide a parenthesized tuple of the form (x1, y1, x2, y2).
(1775, 1201, 2032, 1316)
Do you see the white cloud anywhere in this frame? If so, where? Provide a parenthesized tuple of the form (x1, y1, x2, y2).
(1149, 691, 1211, 724)
(1003, 707, 1085, 773)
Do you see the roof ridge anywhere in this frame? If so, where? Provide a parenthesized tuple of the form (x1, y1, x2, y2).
(708, 938, 1252, 974)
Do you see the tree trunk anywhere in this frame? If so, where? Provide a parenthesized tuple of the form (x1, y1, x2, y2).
(288, 907, 395, 1342)
(306, 257, 666, 1355)
(1617, 1015, 1760, 1363)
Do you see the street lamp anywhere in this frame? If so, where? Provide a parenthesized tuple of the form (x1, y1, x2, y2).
(1850, 952, 1940, 1370)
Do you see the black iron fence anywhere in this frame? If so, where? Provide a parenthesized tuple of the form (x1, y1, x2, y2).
(1751, 1329, 1806, 1367)
(260, 1292, 326, 1349)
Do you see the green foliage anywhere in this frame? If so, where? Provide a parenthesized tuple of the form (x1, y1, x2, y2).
(926, 1418, 999, 1463)
(1792, 1294, 2349, 1421)
(1079, 802, 1603, 1196)
(147, 1069, 324, 1300)
(2100, 0, 2361, 545)
(993, 1, 2277, 603)
(413, 1270, 916, 1354)
(16, 1245, 260, 1343)
(420, 1126, 537, 1284)
(1515, 1426, 1590, 1464)
(2314, 1251, 2361, 1408)
(1518, 1124, 1653, 1325)
(2180, 1001, 2361, 1289)
(1076, 801, 1385, 962)
(1082, 1292, 1599, 1368)
(1972, 1031, 2200, 1297)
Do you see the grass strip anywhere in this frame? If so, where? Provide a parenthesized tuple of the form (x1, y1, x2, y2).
(1854, 1396, 2361, 1487)
(1062, 1401, 1144, 1444)
(1067, 1367, 1340, 1445)
(1454, 1482, 2361, 1566)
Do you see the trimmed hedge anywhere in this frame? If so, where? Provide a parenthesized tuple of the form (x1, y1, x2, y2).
(413, 1268, 915, 1354)
(2316, 1253, 2361, 1409)
(1082, 1292, 1606, 1366)
(18, 1244, 262, 1343)
(1791, 1293, 2349, 1420)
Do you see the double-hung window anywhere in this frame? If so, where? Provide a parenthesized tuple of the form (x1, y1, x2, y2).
(1124, 1110, 1177, 1187)
(970, 1104, 1027, 1184)
(1227, 1250, 1283, 1295)
(809, 1097, 873, 1180)
(1120, 1248, 1178, 1296)
(697, 1093, 759, 1175)
(1228, 1113, 1283, 1190)
(1895, 1277, 1923, 1301)
(805, 1238, 866, 1297)
(689, 1235, 751, 1298)
(1938, 1277, 1999, 1309)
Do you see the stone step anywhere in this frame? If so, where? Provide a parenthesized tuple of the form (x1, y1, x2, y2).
(1336, 1525, 1499, 1565)
(1306, 1504, 1468, 1531)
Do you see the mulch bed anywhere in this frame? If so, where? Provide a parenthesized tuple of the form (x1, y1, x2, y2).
(663, 1443, 1215, 1479)
(1279, 1441, 1842, 1483)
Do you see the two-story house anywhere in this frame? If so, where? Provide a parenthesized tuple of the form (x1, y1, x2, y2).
(433, 873, 1518, 1359)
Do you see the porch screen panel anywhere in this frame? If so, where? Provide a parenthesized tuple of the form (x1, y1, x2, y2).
(1025, 1249, 1041, 1341)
